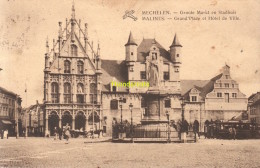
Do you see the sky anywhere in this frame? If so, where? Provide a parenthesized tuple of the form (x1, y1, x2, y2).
(0, 0, 259, 107)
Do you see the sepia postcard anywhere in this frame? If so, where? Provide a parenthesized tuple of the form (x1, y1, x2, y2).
(0, 0, 260, 167)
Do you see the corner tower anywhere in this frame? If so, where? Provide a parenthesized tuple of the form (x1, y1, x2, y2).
(125, 31, 137, 62)
(170, 33, 182, 64)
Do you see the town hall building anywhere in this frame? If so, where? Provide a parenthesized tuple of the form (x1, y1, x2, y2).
(43, 4, 248, 136)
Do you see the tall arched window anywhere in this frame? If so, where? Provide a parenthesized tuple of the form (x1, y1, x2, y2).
(71, 44, 78, 56)
(90, 83, 97, 104)
(64, 83, 71, 103)
(64, 60, 71, 73)
(77, 61, 84, 74)
(51, 83, 59, 103)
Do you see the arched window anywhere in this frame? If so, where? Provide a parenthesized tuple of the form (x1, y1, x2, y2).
(77, 83, 84, 103)
(64, 60, 71, 73)
(77, 61, 84, 74)
(64, 83, 71, 103)
(71, 44, 78, 56)
(51, 83, 59, 103)
(110, 99, 118, 110)
(90, 83, 97, 104)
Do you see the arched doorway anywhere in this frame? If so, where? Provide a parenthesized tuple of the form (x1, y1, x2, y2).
(48, 111, 59, 136)
(62, 111, 72, 129)
(88, 111, 100, 131)
(75, 112, 86, 131)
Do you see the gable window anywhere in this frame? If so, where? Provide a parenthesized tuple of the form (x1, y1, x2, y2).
(110, 99, 118, 110)
(64, 60, 71, 73)
(164, 99, 171, 108)
(219, 83, 222, 88)
(71, 44, 78, 56)
(225, 83, 229, 88)
(77, 61, 84, 74)
(140, 71, 146, 80)
(217, 92, 222, 97)
(191, 96, 197, 102)
(232, 93, 237, 98)
(64, 83, 71, 103)
(225, 75, 229, 79)
(51, 83, 59, 103)
(90, 83, 97, 104)
(163, 72, 169, 80)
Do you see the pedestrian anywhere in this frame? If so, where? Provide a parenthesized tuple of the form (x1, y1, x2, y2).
(232, 127, 237, 140)
(54, 127, 58, 140)
(58, 127, 62, 140)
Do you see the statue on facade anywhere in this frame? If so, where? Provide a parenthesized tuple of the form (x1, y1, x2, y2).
(147, 52, 160, 88)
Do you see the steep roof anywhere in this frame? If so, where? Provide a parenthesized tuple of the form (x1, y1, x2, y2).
(180, 80, 209, 96)
(199, 73, 223, 99)
(137, 39, 171, 62)
(101, 59, 128, 92)
(125, 32, 137, 46)
(0, 86, 17, 96)
(170, 34, 182, 47)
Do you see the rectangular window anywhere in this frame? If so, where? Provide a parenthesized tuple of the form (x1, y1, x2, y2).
(110, 100, 118, 110)
(140, 71, 146, 80)
(141, 98, 146, 108)
(131, 52, 133, 56)
(130, 67, 134, 72)
(164, 99, 171, 108)
(219, 83, 222, 88)
(232, 84, 235, 88)
(163, 72, 169, 80)
(217, 93, 222, 97)
(225, 83, 229, 88)
(175, 68, 179, 73)
(232, 93, 237, 98)
(64, 95, 71, 103)
(224, 93, 229, 103)
(77, 95, 84, 103)
(191, 96, 197, 102)
(225, 75, 229, 79)
(51, 94, 59, 103)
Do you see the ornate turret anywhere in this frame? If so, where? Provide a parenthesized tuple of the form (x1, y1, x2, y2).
(170, 33, 182, 63)
(125, 31, 137, 62)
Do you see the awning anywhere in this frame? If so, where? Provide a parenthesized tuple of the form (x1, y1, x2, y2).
(1, 120, 13, 125)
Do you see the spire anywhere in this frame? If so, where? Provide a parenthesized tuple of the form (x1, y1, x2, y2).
(125, 31, 137, 46)
(170, 33, 182, 48)
(71, 0, 75, 20)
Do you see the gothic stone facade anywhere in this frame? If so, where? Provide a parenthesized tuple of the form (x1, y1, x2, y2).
(43, 5, 102, 136)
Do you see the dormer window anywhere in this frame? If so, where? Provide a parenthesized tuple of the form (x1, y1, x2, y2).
(112, 86, 117, 92)
(191, 96, 197, 102)
(64, 60, 71, 73)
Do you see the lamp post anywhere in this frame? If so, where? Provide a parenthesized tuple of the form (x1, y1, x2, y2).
(166, 110, 170, 143)
(129, 103, 133, 142)
(180, 97, 186, 143)
(119, 97, 123, 124)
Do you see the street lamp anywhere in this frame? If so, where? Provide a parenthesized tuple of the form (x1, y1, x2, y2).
(180, 97, 185, 130)
(129, 103, 133, 142)
(166, 110, 170, 143)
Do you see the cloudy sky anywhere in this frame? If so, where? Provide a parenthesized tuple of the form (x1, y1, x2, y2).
(0, 0, 259, 106)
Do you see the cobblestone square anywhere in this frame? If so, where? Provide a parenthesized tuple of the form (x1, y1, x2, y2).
(0, 138, 260, 168)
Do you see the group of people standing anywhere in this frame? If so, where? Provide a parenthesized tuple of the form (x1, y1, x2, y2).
(53, 124, 70, 141)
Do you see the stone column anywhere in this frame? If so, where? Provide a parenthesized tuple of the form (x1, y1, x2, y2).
(59, 117, 62, 128)
(59, 75, 64, 103)
(72, 112, 75, 130)
(45, 113, 49, 136)
(85, 112, 89, 131)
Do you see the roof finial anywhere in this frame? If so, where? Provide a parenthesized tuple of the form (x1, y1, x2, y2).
(46, 36, 49, 53)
